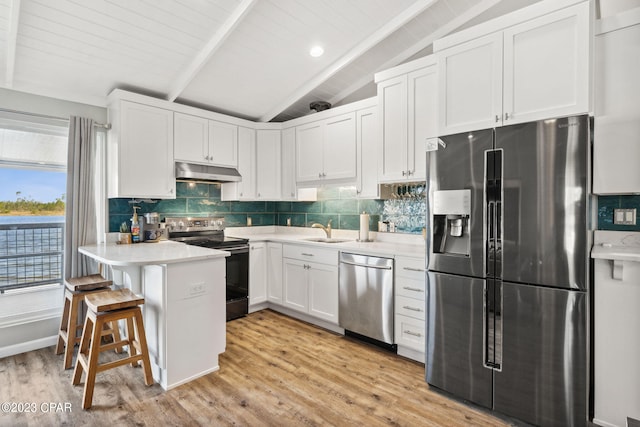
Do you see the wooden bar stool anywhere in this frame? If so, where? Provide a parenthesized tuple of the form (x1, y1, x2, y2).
(72, 288, 154, 409)
(55, 274, 121, 369)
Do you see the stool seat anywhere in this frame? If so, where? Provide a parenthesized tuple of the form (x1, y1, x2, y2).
(56, 275, 120, 370)
(84, 288, 144, 312)
(73, 288, 153, 409)
(66, 274, 112, 292)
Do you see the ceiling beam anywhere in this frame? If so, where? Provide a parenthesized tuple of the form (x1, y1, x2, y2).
(257, 0, 439, 123)
(166, 0, 257, 102)
(328, 0, 503, 107)
(5, 0, 22, 88)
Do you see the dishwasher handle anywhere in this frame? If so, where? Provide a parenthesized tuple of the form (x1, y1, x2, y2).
(339, 259, 393, 270)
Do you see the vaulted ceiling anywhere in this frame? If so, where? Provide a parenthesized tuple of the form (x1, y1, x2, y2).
(0, 0, 546, 122)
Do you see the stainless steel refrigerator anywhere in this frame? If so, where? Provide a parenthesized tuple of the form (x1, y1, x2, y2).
(425, 115, 590, 426)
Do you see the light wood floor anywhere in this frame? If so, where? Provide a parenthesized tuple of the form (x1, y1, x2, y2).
(0, 309, 512, 426)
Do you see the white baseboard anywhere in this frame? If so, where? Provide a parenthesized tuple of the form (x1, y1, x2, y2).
(0, 335, 58, 359)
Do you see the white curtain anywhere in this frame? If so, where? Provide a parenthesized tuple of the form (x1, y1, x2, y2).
(64, 116, 97, 279)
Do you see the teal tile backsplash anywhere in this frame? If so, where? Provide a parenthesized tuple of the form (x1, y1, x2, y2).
(110, 185, 637, 234)
(597, 195, 640, 231)
(108, 183, 386, 232)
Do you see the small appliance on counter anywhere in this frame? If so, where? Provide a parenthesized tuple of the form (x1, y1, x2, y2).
(141, 212, 165, 242)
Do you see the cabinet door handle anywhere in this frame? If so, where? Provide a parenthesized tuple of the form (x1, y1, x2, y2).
(404, 330, 422, 338)
(495, 115, 500, 123)
(402, 286, 424, 292)
(403, 306, 423, 312)
(402, 170, 406, 176)
(504, 112, 510, 121)
(403, 267, 425, 272)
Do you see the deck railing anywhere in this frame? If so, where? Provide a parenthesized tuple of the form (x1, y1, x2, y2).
(0, 222, 64, 293)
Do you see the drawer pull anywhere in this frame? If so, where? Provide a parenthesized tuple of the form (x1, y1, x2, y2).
(403, 306, 423, 312)
(403, 267, 425, 272)
(301, 253, 314, 257)
(402, 286, 424, 292)
(404, 330, 422, 338)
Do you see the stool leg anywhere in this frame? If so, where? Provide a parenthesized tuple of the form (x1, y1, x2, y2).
(111, 320, 123, 354)
(72, 314, 93, 386)
(125, 316, 137, 367)
(133, 307, 153, 386)
(63, 294, 80, 369)
(81, 315, 104, 410)
(55, 294, 71, 355)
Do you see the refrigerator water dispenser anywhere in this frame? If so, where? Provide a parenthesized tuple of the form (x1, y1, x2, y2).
(432, 189, 471, 256)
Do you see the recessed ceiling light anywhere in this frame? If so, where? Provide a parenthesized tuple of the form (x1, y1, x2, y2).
(309, 46, 324, 57)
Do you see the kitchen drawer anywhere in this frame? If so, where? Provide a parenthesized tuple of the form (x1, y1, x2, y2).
(396, 276, 425, 300)
(395, 314, 425, 352)
(283, 244, 337, 265)
(396, 257, 426, 280)
(395, 295, 425, 320)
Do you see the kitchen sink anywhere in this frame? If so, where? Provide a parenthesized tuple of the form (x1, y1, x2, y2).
(303, 238, 351, 244)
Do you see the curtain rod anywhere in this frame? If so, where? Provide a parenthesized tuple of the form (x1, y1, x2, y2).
(0, 108, 111, 129)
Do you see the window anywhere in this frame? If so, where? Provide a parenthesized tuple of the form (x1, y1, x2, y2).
(0, 112, 68, 293)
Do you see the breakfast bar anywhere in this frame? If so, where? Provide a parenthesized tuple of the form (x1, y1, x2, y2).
(78, 241, 229, 390)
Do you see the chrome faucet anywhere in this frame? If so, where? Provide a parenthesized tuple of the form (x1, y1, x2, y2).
(311, 219, 332, 238)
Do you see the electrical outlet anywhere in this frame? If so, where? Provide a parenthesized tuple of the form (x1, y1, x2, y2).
(189, 282, 206, 296)
(613, 208, 637, 225)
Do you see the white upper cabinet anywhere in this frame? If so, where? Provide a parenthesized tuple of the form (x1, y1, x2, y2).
(593, 14, 640, 194)
(174, 112, 238, 167)
(436, 1, 590, 135)
(108, 98, 175, 199)
(209, 121, 238, 167)
(221, 126, 256, 201)
(281, 127, 297, 200)
(173, 113, 208, 162)
(376, 56, 438, 183)
(356, 106, 379, 198)
(255, 129, 281, 200)
(322, 113, 357, 181)
(296, 112, 356, 184)
(502, 3, 589, 124)
(437, 34, 502, 135)
(296, 121, 323, 182)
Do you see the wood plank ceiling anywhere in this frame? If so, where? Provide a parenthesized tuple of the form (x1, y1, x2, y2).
(0, 0, 544, 122)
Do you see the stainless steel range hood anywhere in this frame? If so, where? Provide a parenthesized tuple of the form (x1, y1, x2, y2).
(175, 161, 241, 183)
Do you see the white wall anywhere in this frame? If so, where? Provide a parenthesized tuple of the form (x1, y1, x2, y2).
(0, 88, 108, 358)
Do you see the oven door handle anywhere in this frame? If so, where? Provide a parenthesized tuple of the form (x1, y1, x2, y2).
(223, 246, 250, 255)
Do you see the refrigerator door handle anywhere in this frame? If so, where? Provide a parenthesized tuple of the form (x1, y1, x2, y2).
(494, 280, 503, 370)
(483, 281, 494, 369)
(483, 279, 502, 371)
(487, 201, 495, 278)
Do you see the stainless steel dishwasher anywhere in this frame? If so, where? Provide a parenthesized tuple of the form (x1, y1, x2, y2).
(339, 252, 395, 348)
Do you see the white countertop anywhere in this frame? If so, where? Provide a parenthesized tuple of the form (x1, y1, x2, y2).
(79, 240, 229, 267)
(592, 230, 640, 263)
(226, 226, 426, 259)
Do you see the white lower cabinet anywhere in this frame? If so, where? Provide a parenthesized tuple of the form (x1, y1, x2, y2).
(266, 242, 283, 304)
(282, 244, 339, 324)
(394, 256, 426, 363)
(249, 242, 267, 307)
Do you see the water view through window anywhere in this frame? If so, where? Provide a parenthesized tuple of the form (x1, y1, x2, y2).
(0, 116, 68, 292)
